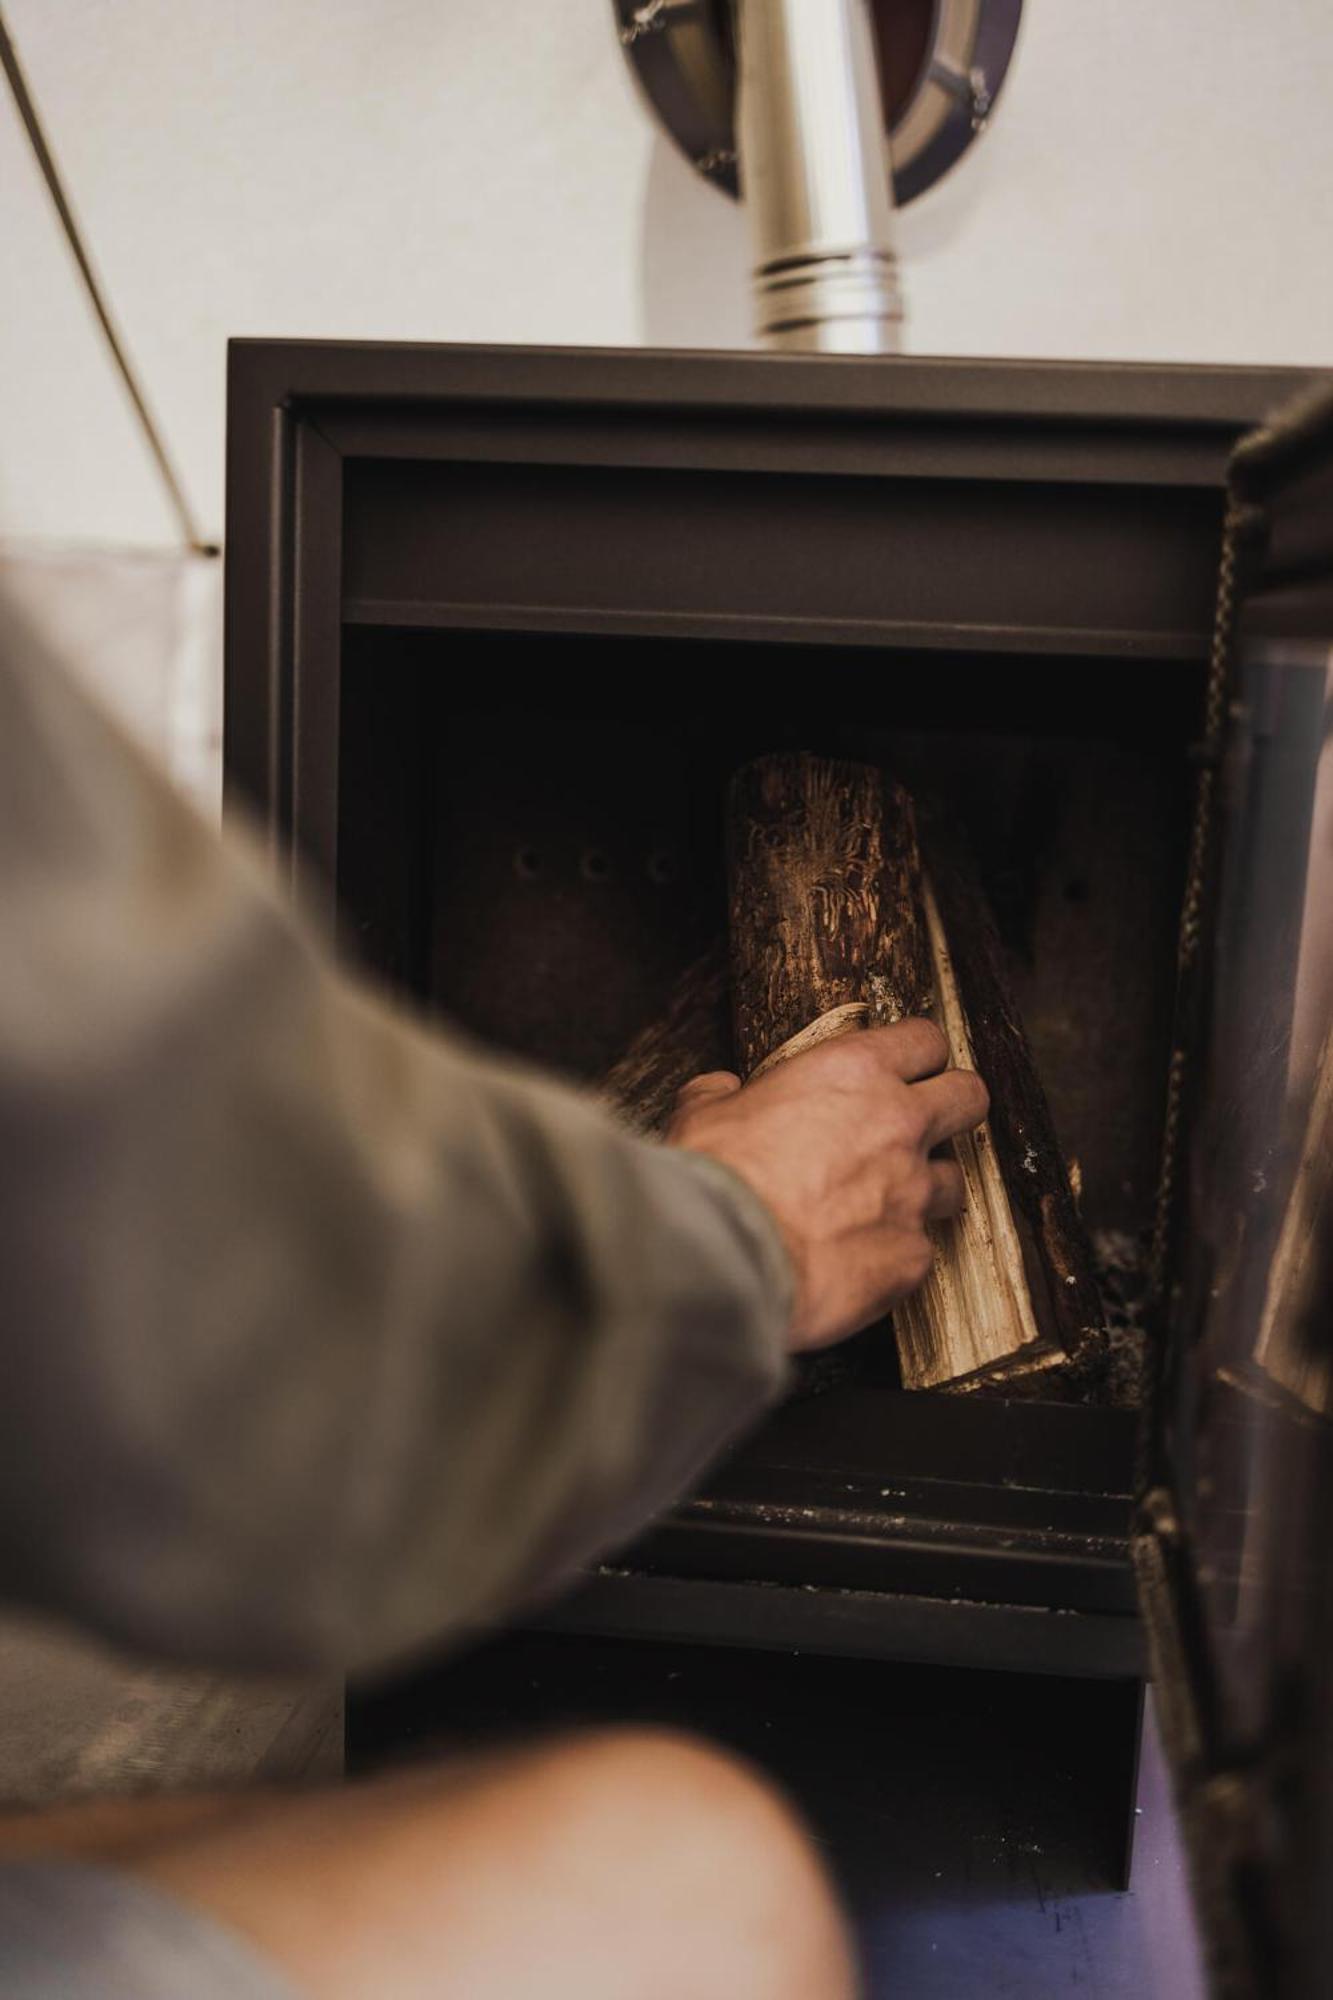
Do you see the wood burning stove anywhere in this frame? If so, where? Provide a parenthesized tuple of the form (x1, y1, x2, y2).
(225, 343, 1332, 1971)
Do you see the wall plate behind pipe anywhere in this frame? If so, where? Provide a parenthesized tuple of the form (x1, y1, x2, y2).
(614, 0, 1024, 205)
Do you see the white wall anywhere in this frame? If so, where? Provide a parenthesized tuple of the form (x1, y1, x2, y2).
(3, 0, 1333, 551)
(0, 545, 222, 806)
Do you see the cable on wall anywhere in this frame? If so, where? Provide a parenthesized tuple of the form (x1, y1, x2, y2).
(0, 7, 217, 556)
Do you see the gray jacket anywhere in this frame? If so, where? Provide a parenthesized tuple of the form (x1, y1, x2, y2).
(0, 591, 790, 1676)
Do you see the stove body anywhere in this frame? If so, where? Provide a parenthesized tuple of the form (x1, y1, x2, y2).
(224, 343, 1318, 1904)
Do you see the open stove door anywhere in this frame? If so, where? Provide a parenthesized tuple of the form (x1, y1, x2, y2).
(1137, 386, 1333, 2000)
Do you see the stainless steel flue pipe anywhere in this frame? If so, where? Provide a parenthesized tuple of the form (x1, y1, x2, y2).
(734, 0, 903, 353)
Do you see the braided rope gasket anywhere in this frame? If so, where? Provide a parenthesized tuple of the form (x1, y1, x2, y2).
(1148, 497, 1244, 1299)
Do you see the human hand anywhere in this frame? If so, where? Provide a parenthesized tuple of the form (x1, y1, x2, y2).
(665, 1020, 988, 1353)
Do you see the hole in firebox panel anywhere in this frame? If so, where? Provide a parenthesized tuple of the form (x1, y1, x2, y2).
(338, 628, 1201, 1405)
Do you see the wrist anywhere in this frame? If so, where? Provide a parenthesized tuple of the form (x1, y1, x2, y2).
(667, 1145, 798, 1341)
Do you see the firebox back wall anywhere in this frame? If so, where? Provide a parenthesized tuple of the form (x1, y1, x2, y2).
(337, 625, 1199, 1238)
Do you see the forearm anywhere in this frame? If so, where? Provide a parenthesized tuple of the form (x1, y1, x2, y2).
(0, 591, 791, 1673)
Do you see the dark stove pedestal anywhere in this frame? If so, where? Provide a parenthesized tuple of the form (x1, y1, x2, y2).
(348, 1631, 1148, 1898)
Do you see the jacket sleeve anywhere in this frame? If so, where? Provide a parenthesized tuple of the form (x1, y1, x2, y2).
(0, 590, 792, 1674)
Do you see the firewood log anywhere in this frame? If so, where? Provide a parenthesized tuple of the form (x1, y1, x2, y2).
(601, 949, 731, 1136)
(727, 753, 1103, 1393)
(920, 811, 1107, 1389)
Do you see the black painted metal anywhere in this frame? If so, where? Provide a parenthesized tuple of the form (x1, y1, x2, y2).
(627, 1390, 1140, 1621)
(1136, 390, 1333, 2000)
(348, 1632, 1150, 1897)
(224, 343, 1318, 1696)
(533, 1569, 1145, 1680)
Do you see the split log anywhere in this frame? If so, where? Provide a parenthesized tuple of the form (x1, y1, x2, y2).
(888, 879, 1053, 1390)
(727, 753, 1103, 1393)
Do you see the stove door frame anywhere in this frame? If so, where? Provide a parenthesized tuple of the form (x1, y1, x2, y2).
(1134, 393, 1333, 2000)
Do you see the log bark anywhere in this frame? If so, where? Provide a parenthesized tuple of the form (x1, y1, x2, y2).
(601, 948, 732, 1136)
(727, 754, 932, 1079)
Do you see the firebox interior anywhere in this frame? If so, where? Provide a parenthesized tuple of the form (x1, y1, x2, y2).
(338, 626, 1201, 1261)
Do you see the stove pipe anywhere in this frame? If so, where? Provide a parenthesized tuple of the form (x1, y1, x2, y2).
(734, 0, 903, 354)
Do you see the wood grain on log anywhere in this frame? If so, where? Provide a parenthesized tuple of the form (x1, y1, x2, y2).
(921, 814, 1106, 1385)
(892, 880, 1051, 1390)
